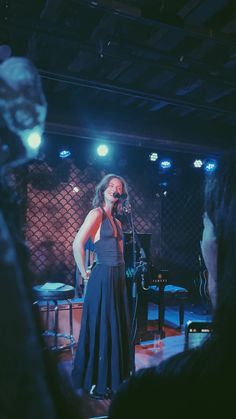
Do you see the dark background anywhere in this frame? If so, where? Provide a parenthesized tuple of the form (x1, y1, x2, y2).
(1, 0, 236, 154)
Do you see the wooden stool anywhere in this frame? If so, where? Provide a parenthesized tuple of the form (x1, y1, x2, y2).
(33, 283, 76, 353)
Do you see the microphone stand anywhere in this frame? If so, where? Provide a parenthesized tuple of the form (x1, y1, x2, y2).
(122, 200, 146, 374)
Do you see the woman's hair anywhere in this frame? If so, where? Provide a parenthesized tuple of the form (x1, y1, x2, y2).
(204, 153, 236, 341)
(92, 173, 129, 215)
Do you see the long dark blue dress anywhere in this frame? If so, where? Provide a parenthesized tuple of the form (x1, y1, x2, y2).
(72, 208, 132, 395)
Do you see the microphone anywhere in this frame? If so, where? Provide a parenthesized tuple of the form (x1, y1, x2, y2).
(113, 192, 127, 200)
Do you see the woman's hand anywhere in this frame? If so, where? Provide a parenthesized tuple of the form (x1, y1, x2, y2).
(83, 269, 91, 281)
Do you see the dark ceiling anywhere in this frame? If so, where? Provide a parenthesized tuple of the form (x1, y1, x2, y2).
(1, 0, 236, 156)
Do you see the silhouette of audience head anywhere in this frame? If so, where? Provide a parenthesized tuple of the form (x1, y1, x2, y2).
(0, 56, 47, 163)
(201, 153, 236, 341)
(0, 56, 82, 419)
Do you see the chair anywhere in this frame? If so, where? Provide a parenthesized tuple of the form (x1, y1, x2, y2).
(32, 283, 76, 353)
(147, 282, 189, 338)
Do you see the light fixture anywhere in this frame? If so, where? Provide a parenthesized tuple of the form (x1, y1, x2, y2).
(160, 159, 172, 169)
(26, 131, 42, 149)
(204, 159, 217, 173)
(20, 128, 42, 158)
(59, 149, 71, 159)
(149, 152, 158, 162)
(97, 144, 109, 157)
(193, 159, 203, 168)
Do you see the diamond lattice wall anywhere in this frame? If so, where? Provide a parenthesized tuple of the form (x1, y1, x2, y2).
(17, 155, 203, 294)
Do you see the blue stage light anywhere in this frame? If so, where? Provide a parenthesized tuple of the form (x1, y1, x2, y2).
(204, 159, 217, 173)
(20, 129, 42, 158)
(26, 131, 42, 149)
(160, 159, 172, 169)
(59, 149, 71, 159)
(97, 144, 109, 157)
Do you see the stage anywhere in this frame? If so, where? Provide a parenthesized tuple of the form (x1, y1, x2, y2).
(56, 300, 211, 419)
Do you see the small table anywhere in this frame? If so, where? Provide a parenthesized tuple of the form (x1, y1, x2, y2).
(33, 283, 76, 353)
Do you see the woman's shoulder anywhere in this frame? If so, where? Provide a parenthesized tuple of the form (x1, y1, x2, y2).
(86, 207, 103, 220)
(81, 208, 103, 232)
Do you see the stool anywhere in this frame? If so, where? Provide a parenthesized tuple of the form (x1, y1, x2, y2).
(147, 284, 189, 338)
(33, 283, 76, 353)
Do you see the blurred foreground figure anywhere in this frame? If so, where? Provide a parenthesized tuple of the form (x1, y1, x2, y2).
(0, 57, 46, 130)
(0, 57, 81, 419)
(108, 153, 236, 418)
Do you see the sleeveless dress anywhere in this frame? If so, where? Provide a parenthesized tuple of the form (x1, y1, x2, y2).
(72, 208, 132, 395)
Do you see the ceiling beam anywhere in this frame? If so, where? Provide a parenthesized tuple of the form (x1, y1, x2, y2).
(39, 69, 236, 117)
(45, 121, 227, 156)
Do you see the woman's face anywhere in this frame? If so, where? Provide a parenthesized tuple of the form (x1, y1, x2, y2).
(104, 178, 123, 203)
(201, 212, 218, 309)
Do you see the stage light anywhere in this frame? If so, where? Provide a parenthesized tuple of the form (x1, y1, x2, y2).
(20, 129, 42, 158)
(149, 152, 158, 162)
(160, 159, 172, 169)
(193, 159, 203, 168)
(59, 149, 71, 159)
(69, 183, 79, 193)
(159, 181, 168, 197)
(204, 159, 217, 173)
(97, 144, 109, 157)
(26, 131, 42, 149)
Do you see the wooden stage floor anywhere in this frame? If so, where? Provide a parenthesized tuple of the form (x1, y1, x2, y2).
(57, 323, 184, 419)
(56, 301, 211, 419)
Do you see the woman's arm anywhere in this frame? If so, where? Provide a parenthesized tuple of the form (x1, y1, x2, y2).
(72, 208, 101, 279)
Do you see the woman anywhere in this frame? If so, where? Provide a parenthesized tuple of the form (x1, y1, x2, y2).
(108, 154, 236, 418)
(72, 173, 132, 399)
